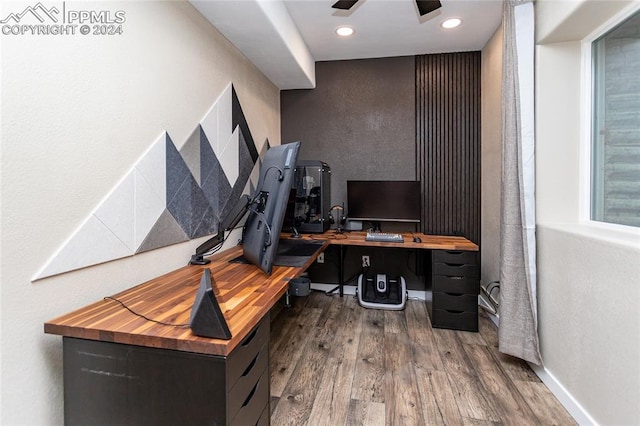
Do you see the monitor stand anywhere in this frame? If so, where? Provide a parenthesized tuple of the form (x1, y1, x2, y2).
(290, 226, 302, 238)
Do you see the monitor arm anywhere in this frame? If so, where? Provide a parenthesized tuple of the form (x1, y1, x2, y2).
(189, 194, 252, 265)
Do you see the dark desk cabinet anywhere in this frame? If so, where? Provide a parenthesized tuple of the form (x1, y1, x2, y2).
(427, 250, 479, 332)
(63, 316, 270, 426)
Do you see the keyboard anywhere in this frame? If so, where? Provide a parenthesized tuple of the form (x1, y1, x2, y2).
(365, 232, 404, 243)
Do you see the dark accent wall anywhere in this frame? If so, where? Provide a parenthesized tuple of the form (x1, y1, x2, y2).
(281, 57, 416, 209)
(281, 54, 481, 288)
(417, 52, 481, 244)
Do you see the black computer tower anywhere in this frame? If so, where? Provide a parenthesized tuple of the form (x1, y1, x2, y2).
(293, 161, 331, 233)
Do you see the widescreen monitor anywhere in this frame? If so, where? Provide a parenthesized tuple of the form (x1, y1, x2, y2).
(347, 180, 421, 226)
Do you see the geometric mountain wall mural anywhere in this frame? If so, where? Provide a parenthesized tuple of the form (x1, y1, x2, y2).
(33, 82, 269, 281)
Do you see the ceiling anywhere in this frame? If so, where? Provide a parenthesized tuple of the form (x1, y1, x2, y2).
(190, 0, 503, 90)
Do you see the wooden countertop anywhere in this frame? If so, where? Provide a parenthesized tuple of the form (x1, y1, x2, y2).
(44, 244, 325, 357)
(292, 231, 479, 251)
(44, 232, 476, 357)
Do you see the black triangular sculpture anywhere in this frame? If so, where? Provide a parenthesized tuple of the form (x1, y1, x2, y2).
(189, 269, 232, 339)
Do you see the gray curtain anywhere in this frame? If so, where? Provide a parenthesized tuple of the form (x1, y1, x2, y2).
(499, 0, 542, 365)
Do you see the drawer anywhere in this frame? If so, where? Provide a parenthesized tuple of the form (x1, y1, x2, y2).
(256, 403, 270, 426)
(228, 344, 269, 420)
(431, 309, 478, 332)
(227, 316, 270, 388)
(432, 275, 479, 294)
(433, 292, 478, 312)
(433, 250, 478, 265)
(230, 370, 270, 426)
(433, 263, 479, 278)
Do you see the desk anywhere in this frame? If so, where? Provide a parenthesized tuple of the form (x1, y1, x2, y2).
(292, 231, 478, 297)
(44, 232, 476, 425)
(44, 245, 325, 425)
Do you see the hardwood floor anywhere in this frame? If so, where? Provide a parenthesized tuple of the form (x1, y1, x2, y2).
(269, 291, 575, 426)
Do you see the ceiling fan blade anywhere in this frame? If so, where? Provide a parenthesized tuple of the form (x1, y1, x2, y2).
(415, 0, 442, 16)
(332, 0, 360, 10)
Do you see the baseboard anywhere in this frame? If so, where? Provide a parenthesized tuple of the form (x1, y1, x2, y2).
(309, 283, 427, 301)
(528, 363, 598, 425)
(478, 306, 593, 424)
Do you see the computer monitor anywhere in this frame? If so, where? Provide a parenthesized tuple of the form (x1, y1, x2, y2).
(347, 180, 421, 229)
(242, 141, 301, 275)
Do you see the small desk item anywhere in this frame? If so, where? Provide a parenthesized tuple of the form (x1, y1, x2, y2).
(189, 269, 231, 339)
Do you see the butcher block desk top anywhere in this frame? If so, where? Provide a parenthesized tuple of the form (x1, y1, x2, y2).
(318, 231, 479, 251)
(44, 232, 476, 357)
(44, 244, 325, 357)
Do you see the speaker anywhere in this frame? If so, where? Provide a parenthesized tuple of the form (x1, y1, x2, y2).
(189, 269, 231, 339)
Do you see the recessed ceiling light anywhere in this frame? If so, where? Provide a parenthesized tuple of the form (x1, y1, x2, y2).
(336, 26, 355, 37)
(441, 18, 462, 29)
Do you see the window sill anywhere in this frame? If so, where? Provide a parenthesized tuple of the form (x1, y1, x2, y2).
(539, 221, 640, 250)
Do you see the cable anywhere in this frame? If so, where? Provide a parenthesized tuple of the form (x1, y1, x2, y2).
(196, 241, 224, 259)
(248, 206, 274, 247)
(325, 231, 348, 240)
(199, 223, 245, 257)
(309, 234, 329, 240)
(104, 296, 190, 328)
(262, 165, 284, 181)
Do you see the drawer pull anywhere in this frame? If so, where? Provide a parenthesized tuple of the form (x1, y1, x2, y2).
(444, 263, 464, 267)
(242, 380, 259, 407)
(445, 309, 464, 314)
(242, 353, 259, 377)
(242, 327, 259, 347)
(445, 292, 463, 297)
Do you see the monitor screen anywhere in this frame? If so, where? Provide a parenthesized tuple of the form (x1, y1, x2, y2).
(347, 180, 421, 224)
(242, 141, 301, 275)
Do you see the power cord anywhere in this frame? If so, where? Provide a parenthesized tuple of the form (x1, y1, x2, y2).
(104, 296, 190, 328)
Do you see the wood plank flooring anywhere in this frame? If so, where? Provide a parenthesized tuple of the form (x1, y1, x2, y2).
(269, 292, 575, 426)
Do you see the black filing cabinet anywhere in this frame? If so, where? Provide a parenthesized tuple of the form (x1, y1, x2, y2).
(427, 250, 479, 332)
(63, 316, 270, 425)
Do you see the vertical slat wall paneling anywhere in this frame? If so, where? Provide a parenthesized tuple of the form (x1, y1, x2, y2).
(416, 52, 481, 244)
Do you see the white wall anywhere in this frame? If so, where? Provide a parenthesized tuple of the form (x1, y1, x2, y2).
(481, 23, 503, 289)
(535, 1, 640, 424)
(0, 1, 280, 424)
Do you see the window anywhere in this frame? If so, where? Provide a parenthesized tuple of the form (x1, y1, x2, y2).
(591, 11, 640, 228)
